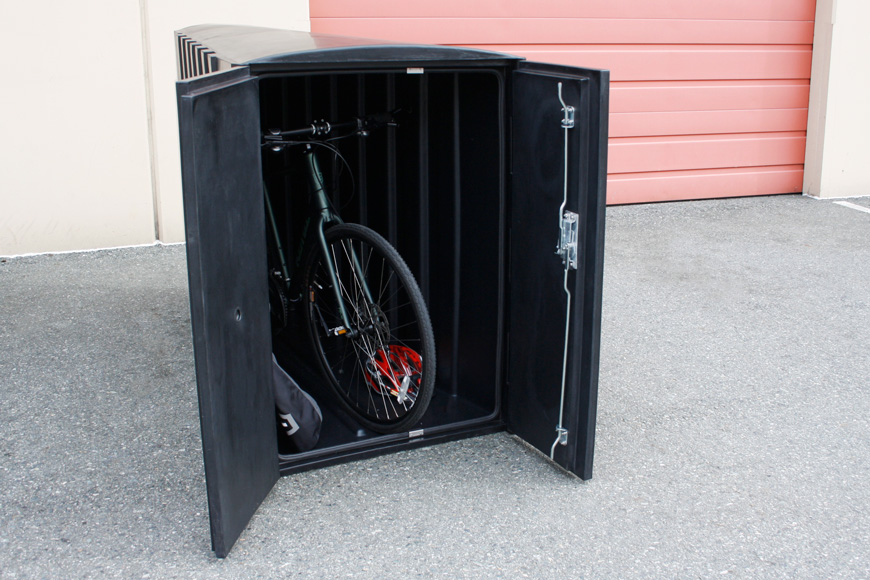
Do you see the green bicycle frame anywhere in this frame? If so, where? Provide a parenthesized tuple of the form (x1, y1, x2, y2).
(265, 146, 375, 339)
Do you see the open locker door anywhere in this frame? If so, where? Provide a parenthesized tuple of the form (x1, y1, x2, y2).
(506, 62, 608, 479)
(177, 67, 278, 557)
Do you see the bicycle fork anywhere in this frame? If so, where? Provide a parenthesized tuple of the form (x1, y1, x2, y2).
(305, 149, 375, 340)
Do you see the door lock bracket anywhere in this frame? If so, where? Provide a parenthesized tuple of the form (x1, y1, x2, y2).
(558, 82, 575, 129)
(561, 104, 575, 128)
(556, 211, 579, 270)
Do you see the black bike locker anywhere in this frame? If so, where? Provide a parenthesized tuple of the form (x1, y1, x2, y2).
(175, 25, 608, 558)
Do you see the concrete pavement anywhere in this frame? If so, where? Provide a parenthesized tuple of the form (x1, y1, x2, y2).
(1, 194, 867, 578)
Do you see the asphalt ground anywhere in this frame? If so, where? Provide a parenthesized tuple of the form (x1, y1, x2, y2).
(1, 194, 868, 578)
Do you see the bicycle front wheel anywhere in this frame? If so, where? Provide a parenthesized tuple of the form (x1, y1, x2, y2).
(304, 223, 436, 433)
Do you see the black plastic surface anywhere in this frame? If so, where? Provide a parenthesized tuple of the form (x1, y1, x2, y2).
(179, 25, 519, 70)
(505, 63, 608, 479)
(274, 349, 499, 469)
(177, 69, 279, 557)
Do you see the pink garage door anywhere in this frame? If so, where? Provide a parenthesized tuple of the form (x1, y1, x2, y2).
(311, 0, 814, 204)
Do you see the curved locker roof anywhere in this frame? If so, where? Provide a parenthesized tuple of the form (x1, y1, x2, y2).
(177, 24, 521, 70)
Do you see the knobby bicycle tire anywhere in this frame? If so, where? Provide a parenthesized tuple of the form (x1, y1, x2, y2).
(303, 223, 436, 433)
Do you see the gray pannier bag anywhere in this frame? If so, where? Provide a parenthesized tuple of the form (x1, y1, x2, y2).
(272, 355, 322, 453)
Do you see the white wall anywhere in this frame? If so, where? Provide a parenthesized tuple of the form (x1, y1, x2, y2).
(144, 0, 311, 243)
(0, 1, 155, 255)
(0, 1, 310, 256)
(804, 0, 870, 198)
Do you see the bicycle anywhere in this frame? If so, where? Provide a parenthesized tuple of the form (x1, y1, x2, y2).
(261, 112, 436, 434)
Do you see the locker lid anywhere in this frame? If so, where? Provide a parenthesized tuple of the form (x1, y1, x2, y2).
(176, 24, 521, 77)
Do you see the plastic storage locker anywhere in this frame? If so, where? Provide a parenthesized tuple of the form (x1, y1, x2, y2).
(175, 25, 608, 557)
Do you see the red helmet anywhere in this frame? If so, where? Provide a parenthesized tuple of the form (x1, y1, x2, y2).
(364, 345, 423, 405)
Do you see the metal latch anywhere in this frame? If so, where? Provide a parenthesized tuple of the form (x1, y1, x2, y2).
(551, 82, 577, 461)
(561, 103, 575, 128)
(557, 211, 579, 270)
(559, 81, 575, 129)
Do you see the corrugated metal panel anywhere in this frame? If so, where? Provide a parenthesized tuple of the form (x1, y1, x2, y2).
(311, 0, 815, 203)
(312, 0, 815, 20)
(310, 18, 814, 45)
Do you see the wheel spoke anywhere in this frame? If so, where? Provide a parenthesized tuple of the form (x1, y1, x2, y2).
(305, 225, 433, 432)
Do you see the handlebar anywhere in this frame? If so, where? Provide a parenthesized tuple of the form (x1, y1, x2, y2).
(263, 111, 399, 146)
